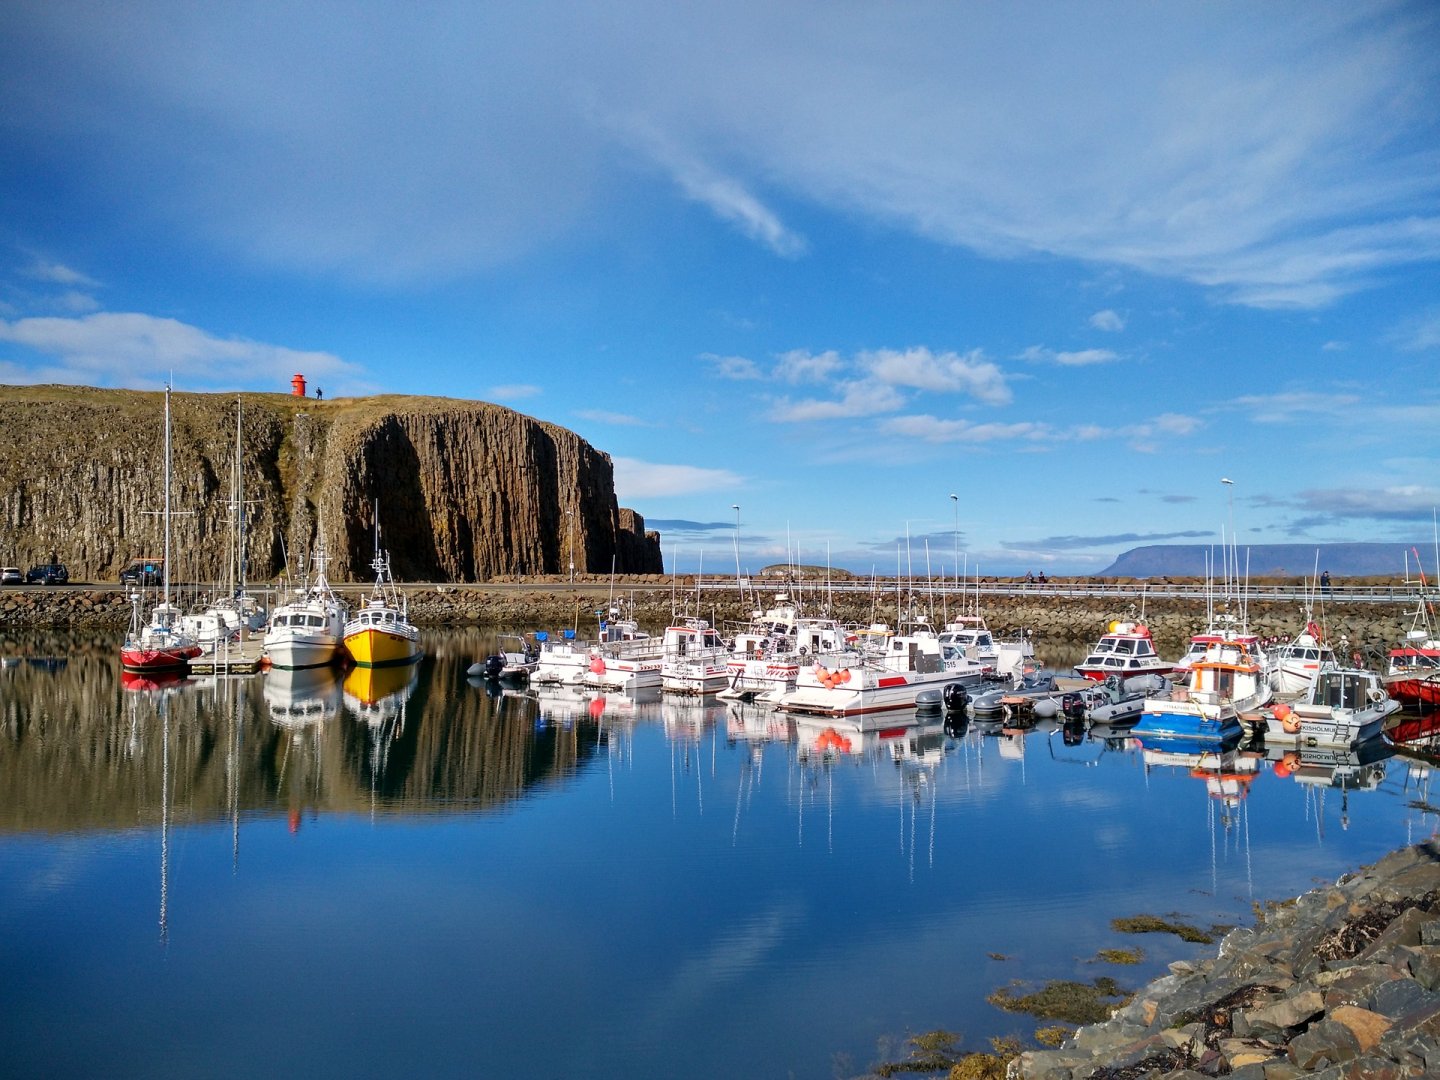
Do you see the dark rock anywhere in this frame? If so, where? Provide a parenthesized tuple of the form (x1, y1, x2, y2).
(1287, 1018, 1362, 1068)
(1367, 977, 1440, 1019)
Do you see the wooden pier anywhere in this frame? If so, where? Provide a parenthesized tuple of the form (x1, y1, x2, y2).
(188, 637, 266, 674)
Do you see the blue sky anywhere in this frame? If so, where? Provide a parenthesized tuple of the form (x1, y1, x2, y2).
(2, 2, 1438, 576)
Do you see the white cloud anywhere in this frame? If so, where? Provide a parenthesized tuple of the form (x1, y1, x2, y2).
(24, 259, 100, 288)
(1089, 309, 1125, 332)
(574, 408, 651, 426)
(769, 380, 905, 422)
(1392, 310, 1440, 352)
(1231, 390, 1363, 423)
(880, 414, 1044, 444)
(772, 349, 843, 384)
(633, 129, 807, 258)
(861, 347, 1012, 405)
(703, 353, 763, 380)
(611, 456, 743, 499)
(488, 384, 542, 401)
(0, 311, 357, 391)
(1019, 345, 1119, 366)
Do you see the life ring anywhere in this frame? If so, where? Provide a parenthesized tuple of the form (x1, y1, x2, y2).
(1368, 687, 1388, 704)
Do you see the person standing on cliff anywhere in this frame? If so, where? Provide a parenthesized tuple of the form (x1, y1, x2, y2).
(315, 387, 323, 400)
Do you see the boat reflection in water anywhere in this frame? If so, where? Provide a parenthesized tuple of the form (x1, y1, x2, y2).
(264, 665, 343, 729)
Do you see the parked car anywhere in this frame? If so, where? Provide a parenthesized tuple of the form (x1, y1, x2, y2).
(119, 558, 164, 587)
(1, 566, 21, 585)
(26, 563, 69, 585)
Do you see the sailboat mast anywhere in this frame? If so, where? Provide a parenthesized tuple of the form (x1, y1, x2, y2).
(228, 399, 240, 598)
(163, 384, 172, 610)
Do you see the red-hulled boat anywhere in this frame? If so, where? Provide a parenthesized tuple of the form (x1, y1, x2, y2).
(1074, 619, 1173, 682)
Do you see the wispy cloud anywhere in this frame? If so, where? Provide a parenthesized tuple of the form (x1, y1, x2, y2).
(488, 384, 542, 401)
(1089, 309, 1125, 332)
(574, 408, 651, 426)
(1004, 530, 1213, 551)
(0, 311, 358, 391)
(703, 353, 764, 380)
(612, 456, 743, 499)
(1018, 345, 1119, 366)
(8, 7, 1432, 302)
(24, 259, 100, 288)
(879, 415, 1043, 444)
(1390, 309, 1440, 352)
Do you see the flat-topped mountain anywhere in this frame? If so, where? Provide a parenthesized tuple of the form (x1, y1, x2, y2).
(1098, 542, 1426, 579)
(0, 385, 662, 583)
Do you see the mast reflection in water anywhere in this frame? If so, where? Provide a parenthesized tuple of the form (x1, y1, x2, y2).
(1, 630, 1439, 1079)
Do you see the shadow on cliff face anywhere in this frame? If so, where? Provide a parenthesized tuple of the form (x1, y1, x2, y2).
(351, 418, 446, 581)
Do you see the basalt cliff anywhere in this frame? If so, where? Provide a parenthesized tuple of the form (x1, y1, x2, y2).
(0, 386, 662, 583)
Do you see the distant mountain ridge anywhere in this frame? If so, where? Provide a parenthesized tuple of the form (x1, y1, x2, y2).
(1098, 543, 1433, 579)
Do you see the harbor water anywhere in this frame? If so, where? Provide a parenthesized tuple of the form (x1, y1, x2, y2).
(2, 629, 1438, 1078)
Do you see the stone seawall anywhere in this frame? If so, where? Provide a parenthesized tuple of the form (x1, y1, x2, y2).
(0, 587, 1416, 656)
(1014, 842, 1440, 1078)
(0, 584, 1420, 657)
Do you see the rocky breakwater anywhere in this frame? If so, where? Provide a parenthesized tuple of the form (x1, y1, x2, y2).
(1015, 842, 1440, 1079)
(0, 385, 662, 585)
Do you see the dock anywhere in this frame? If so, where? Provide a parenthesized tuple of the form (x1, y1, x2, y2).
(189, 637, 266, 674)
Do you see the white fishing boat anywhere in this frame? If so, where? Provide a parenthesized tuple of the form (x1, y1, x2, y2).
(1267, 621, 1335, 697)
(718, 596, 848, 704)
(533, 602, 652, 686)
(1260, 665, 1400, 748)
(262, 538, 348, 669)
(660, 617, 731, 695)
(938, 615, 1035, 678)
(776, 627, 986, 717)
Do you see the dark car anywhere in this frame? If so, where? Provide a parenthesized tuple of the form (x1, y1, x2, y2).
(26, 563, 69, 585)
(119, 559, 164, 587)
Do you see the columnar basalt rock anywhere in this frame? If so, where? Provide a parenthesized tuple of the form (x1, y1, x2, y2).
(0, 386, 663, 583)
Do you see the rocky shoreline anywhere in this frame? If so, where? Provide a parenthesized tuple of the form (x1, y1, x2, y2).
(0, 580, 1420, 660)
(1013, 841, 1440, 1079)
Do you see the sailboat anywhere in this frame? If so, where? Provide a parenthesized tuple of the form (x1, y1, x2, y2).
(121, 386, 203, 673)
(182, 398, 267, 649)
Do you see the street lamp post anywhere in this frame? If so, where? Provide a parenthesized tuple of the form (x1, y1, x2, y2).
(566, 510, 575, 583)
(1220, 478, 1235, 595)
(731, 505, 742, 600)
(949, 493, 959, 594)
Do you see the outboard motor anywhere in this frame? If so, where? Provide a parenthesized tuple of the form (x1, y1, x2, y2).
(942, 682, 970, 714)
(1062, 692, 1087, 723)
(482, 654, 505, 680)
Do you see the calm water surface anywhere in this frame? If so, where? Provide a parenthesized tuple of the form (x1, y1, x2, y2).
(3, 629, 1439, 1079)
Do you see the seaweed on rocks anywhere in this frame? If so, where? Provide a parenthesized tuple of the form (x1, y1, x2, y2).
(1311, 888, 1440, 963)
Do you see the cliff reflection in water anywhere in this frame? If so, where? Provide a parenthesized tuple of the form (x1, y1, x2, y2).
(0, 639, 608, 834)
